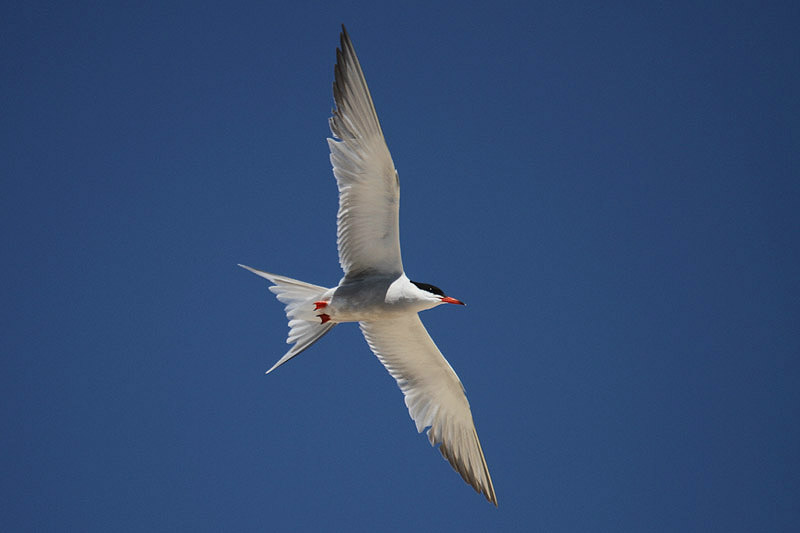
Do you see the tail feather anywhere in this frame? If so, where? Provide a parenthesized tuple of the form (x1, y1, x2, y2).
(239, 264, 335, 373)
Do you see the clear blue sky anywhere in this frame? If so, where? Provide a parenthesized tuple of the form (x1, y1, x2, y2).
(2, 1, 798, 531)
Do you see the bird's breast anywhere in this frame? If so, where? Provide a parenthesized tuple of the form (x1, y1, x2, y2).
(326, 274, 415, 322)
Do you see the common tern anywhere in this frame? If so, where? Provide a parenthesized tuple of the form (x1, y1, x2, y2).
(240, 26, 496, 506)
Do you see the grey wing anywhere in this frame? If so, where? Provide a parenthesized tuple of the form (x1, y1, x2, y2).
(359, 314, 497, 506)
(328, 26, 403, 278)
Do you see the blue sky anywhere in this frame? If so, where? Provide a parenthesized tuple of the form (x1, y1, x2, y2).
(2, 1, 799, 531)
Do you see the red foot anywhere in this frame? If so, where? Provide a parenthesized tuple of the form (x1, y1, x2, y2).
(314, 301, 328, 310)
(319, 313, 331, 324)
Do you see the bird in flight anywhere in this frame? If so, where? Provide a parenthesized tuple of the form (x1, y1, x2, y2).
(240, 25, 496, 506)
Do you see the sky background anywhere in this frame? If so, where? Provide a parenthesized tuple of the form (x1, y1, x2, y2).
(2, 1, 799, 531)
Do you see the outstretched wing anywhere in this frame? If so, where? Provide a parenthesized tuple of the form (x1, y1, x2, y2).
(328, 26, 403, 278)
(359, 314, 497, 506)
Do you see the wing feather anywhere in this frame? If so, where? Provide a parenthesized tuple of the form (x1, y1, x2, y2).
(328, 26, 403, 278)
(359, 315, 497, 506)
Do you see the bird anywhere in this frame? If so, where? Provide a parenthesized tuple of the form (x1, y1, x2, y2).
(239, 25, 496, 506)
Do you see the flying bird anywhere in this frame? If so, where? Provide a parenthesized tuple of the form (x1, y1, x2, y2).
(240, 26, 496, 506)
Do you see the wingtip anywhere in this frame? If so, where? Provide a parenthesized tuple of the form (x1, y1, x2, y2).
(238, 264, 263, 277)
(265, 358, 282, 375)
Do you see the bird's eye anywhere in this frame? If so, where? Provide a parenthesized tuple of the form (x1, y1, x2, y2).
(411, 280, 445, 297)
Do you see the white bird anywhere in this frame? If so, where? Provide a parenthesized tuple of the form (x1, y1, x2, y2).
(240, 25, 496, 506)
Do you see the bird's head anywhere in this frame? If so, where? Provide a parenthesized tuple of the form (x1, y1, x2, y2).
(410, 280, 465, 307)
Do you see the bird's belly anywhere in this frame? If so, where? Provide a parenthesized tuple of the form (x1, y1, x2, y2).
(325, 275, 411, 323)
(326, 298, 411, 323)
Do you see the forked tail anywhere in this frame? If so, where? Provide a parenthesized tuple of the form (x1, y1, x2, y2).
(239, 264, 335, 373)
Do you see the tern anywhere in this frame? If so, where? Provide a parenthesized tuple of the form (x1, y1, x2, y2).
(240, 26, 496, 506)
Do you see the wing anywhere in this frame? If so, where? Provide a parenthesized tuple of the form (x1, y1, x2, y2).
(328, 26, 403, 278)
(359, 315, 497, 506)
